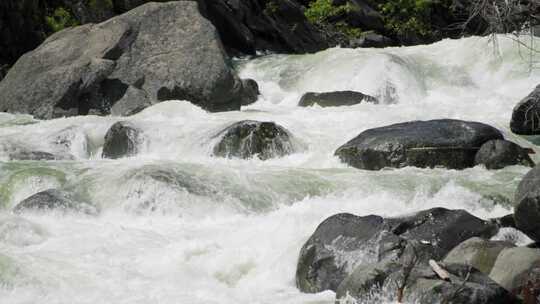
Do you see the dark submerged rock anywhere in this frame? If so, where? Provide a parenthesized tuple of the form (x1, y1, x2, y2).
(102, 121, 143, 159)
(8, 151, 61, 161)
(13, 189, 97, 215)
(514, 164, 540, 242)
(474, 139, 534, 169)
(0, 2, 253, 119)
(212, 120, 295, 160)
(335, 119, 503, 170)
(298, 91, 378, 107)
(510, 84, 540, 135)
(296, 208, 498, 293)
(239, 79, 260, 106)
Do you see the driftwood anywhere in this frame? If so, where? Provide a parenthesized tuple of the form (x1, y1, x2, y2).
(429, 260, 451, 282)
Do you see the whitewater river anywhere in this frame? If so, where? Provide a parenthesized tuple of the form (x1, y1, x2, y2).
(1, 35, 539, 303)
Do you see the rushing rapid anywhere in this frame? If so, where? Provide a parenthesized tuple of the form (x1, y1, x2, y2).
(0, 35, 539, 303)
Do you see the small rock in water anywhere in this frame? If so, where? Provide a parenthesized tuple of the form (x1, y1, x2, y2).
(298, 91, 378, 107)
(514, 164, 540, 242)
(335, 119, 503, 170)
(474, 139, 534, 169)
(13, 189, 98, 215)
(102, 121, 144, 159)
(240, 79, 260, 106)
(510, 84, 540, 135)
(212, 120, 295, 160)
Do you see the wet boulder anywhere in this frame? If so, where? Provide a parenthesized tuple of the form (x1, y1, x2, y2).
(510, 84, 540, 135)
(443, 237, 515, 274)
(489, 247, 540, 293)
(398, 263, 519, 304)
(48, 127, 91, 158)
(298, 91, 378, 107)
(8, 151, 62, 161)
(296, 208, 498, 293)
(102, 121, 143, 159)
(212, 120, 295, 160)
(239, 79, 260, 106)
(474, 139, 534, 169)
(335, 119, 503, 170)
(335, 260, 400, 301)
(0, 2, 254, 119)
(350, 32, 394, 48)
(13, 189, 98, 215)
(514, 164, 540, 241)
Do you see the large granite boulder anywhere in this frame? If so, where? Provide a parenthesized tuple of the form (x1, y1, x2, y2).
(514, 164, 540, 242)
(474, 139, 534, 169)
(443, 237, 515, 274)
(489, 247, 540, 294)
(212, 120, 295, 160)
(298, 91, 378, 107)
(335, 119, 503, 170)
(296, 208, 498, 293)
(510, 84, 540, 135)
(0, 2, 255, 119)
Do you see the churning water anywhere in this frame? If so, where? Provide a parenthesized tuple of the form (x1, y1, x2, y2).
(1, 35, 539, 303)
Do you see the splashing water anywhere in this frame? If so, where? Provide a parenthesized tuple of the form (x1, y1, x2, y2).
(0, 35, 539, 304)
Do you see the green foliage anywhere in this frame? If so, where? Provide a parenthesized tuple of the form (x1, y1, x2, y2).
(335, 21, 363, 39)
(379, 0, 437, 37)
(45, 7, 79, 33)
(305, 0, 351, 24)
(264, 0, 280, 15)
(87, 0, 113, 10)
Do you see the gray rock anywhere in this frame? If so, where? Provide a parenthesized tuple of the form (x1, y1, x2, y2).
(335, 260, 400, 301)
(443, 237, 515, 274)
(13, 189, 98, 215)
(489, 247, 540, 292)
(102, 121, 143, 159)
(48, 126, 91, 158)
(298, 91, 378, 107)
(295, 208, 498, 293)
(510, 84, 540, 135)
(8, 151, 60, 161)
(212, 120, 295, 160)
(240, 79, 259, 106)
(514, 164, 540, 241)
(474, 139, 534, 169)
(335, 119, 503, 170)
(399, 263, 520, 304)
(0, 2, 254, 119)
(350, 32, 394, 48)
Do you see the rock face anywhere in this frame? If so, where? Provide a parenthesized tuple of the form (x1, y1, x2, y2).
(13, 189, 98, 215)
(298, 91, 378, 107)
(510, 84, 540, 135)
(212, 120, 295, 160)
(489, 247, 540, 293)
(102, 121, 143, 159)
(514, 164, 540, 242)
(443, 237, 514, 274)
(296, 208, 498, 293)
(0, 2, 255, 119)
(474, 139, 534, 169)
(335, 119, 503, 170)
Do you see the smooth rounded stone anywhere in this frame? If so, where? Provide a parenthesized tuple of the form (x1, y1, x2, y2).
(443, 237, 515, 274)
(13, 189, 98, 215)
(510, 84, 540, 135)
(489, 247, 540, 293)
(0, 2, 254, 119)
(295, 208, 498, 293)
(102, 121, 143, 159)
(398, 263, 520, 304)
(298, 91, 378, 107)
(240, 79, 259, 106)
(212, 120, 295, 160)
(514, 164, 540, 241)
(335, 119, 503, 170)
(474, 139, 534, 169)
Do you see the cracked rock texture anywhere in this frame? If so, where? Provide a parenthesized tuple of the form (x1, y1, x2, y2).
(0, 1, 255, 119)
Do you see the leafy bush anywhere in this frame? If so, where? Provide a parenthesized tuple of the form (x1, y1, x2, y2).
(45, 7, 79, 33)
(304, 0, 351, 24)
(379, 0, 448, 37)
